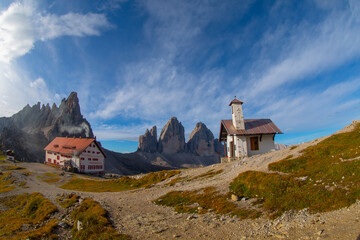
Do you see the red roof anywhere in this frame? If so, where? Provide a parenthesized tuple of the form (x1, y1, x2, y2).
(229, 98, 244, 106)
(44, 137, 105, 157)
(219, 119, 282, 140)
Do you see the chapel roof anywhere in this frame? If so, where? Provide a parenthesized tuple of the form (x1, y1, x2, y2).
(219, 119, 283, 141)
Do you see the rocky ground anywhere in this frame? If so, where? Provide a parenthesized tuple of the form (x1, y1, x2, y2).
(1, 124, 360, 239)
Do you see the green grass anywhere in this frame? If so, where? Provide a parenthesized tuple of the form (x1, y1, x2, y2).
(230, 122, 360, 218)
(167, 176, 190, 186)
(0, 165, 25, 171)
(37, 172, 62, 184)
(0, 171, 16, 193)
(290, 145, 298, 150)
(167, 169, 224, 186)
(57, 194, 80, 208)
(155, 187, 261, 219)
(71, 198, 130, 239)
(61, 170, 180, 192)
(191, 169, 224, 180)
(0, 192, 58, 239)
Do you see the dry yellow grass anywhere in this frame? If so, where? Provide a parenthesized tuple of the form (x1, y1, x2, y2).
(0, 192, 58, 239)
(71, 198, 130, 239)
(61, 170, 180, 192)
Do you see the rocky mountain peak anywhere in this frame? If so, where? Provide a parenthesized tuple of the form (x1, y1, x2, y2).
(158, 117, 185, 154)
(138, 126, 157, 153)
(0, 92, 94, 162)
(187, 122, 215, 156)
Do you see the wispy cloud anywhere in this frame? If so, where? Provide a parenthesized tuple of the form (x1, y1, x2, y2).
(0, 0, 112, 63)
(0, 0, 111, 116)
(245, 4, 360, 101)
(90, 0, 360, 143)
(257, 78, 360, 132)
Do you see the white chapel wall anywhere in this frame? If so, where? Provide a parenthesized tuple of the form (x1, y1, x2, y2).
(246, 134, 275, 156)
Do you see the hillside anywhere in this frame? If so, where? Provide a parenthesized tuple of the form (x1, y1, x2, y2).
(0, 121, 359, 239)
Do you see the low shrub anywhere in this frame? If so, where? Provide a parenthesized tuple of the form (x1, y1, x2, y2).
(0, 192, 58, 239)
(155, 187, 261, 219)
(71, 198, 130, 239)
(230, 122, 360, 218)
(61, 170, 180, 192)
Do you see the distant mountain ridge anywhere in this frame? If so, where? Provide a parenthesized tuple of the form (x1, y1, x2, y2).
(127, 117, 223, 174)
(0, 92, 222, 175)
(138, 117, 223, 156)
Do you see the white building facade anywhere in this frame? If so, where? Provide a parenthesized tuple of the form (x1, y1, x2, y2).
(219, 99, 282, 162)
(44, 137, 105, 174)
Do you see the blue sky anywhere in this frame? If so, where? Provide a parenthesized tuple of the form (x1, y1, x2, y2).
(1, 0, 360, 153)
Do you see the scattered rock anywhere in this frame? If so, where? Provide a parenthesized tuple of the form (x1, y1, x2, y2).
(77, 220, 83, 231)
(58, 221, 68, 228)
(21, 223, 31, 231)
(231, 194, 239, 201)
(317, 229, 324, 236)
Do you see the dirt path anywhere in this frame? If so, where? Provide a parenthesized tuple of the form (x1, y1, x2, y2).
(2, 130, 360, 239)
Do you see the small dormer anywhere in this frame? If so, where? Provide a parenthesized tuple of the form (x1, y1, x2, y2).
(229, 98, 245, 130)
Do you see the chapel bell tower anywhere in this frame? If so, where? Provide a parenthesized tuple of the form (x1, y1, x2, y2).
(229, 97, 245, 130)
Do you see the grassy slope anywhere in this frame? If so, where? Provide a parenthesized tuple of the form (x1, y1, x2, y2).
(230, 122, 360, 218)
(155, 187, 261, 219)
(0, 155, 130, 239)
(0, 192, 58, 239)
(71, 198, 130, 240)
(61, 170, 180, 192)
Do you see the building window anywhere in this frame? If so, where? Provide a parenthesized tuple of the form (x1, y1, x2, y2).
(81, 157, 84, 160)
(57, 156, 60, 160)
(97, 152, 100, 154)
(93, 158, 98, 161)
(250, 137, 259, 151)
(88, 158, 91, 161)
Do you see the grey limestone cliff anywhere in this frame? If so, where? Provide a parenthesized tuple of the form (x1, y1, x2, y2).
(186, 122, 215, 156)
(138, 126, 157, 153)
(158, 117, 186, 154)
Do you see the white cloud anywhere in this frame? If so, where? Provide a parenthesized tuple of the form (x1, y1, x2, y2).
(256, 78, 360, 132)
(0, 0, 112, 63)
(245, 4, 360, 100)
(29, 77, 46, 88)
(0, 62, 54, 116)
(0, 0, 111, 117)
(91, 0, 360, 143)
(91, 59, 228, 135)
